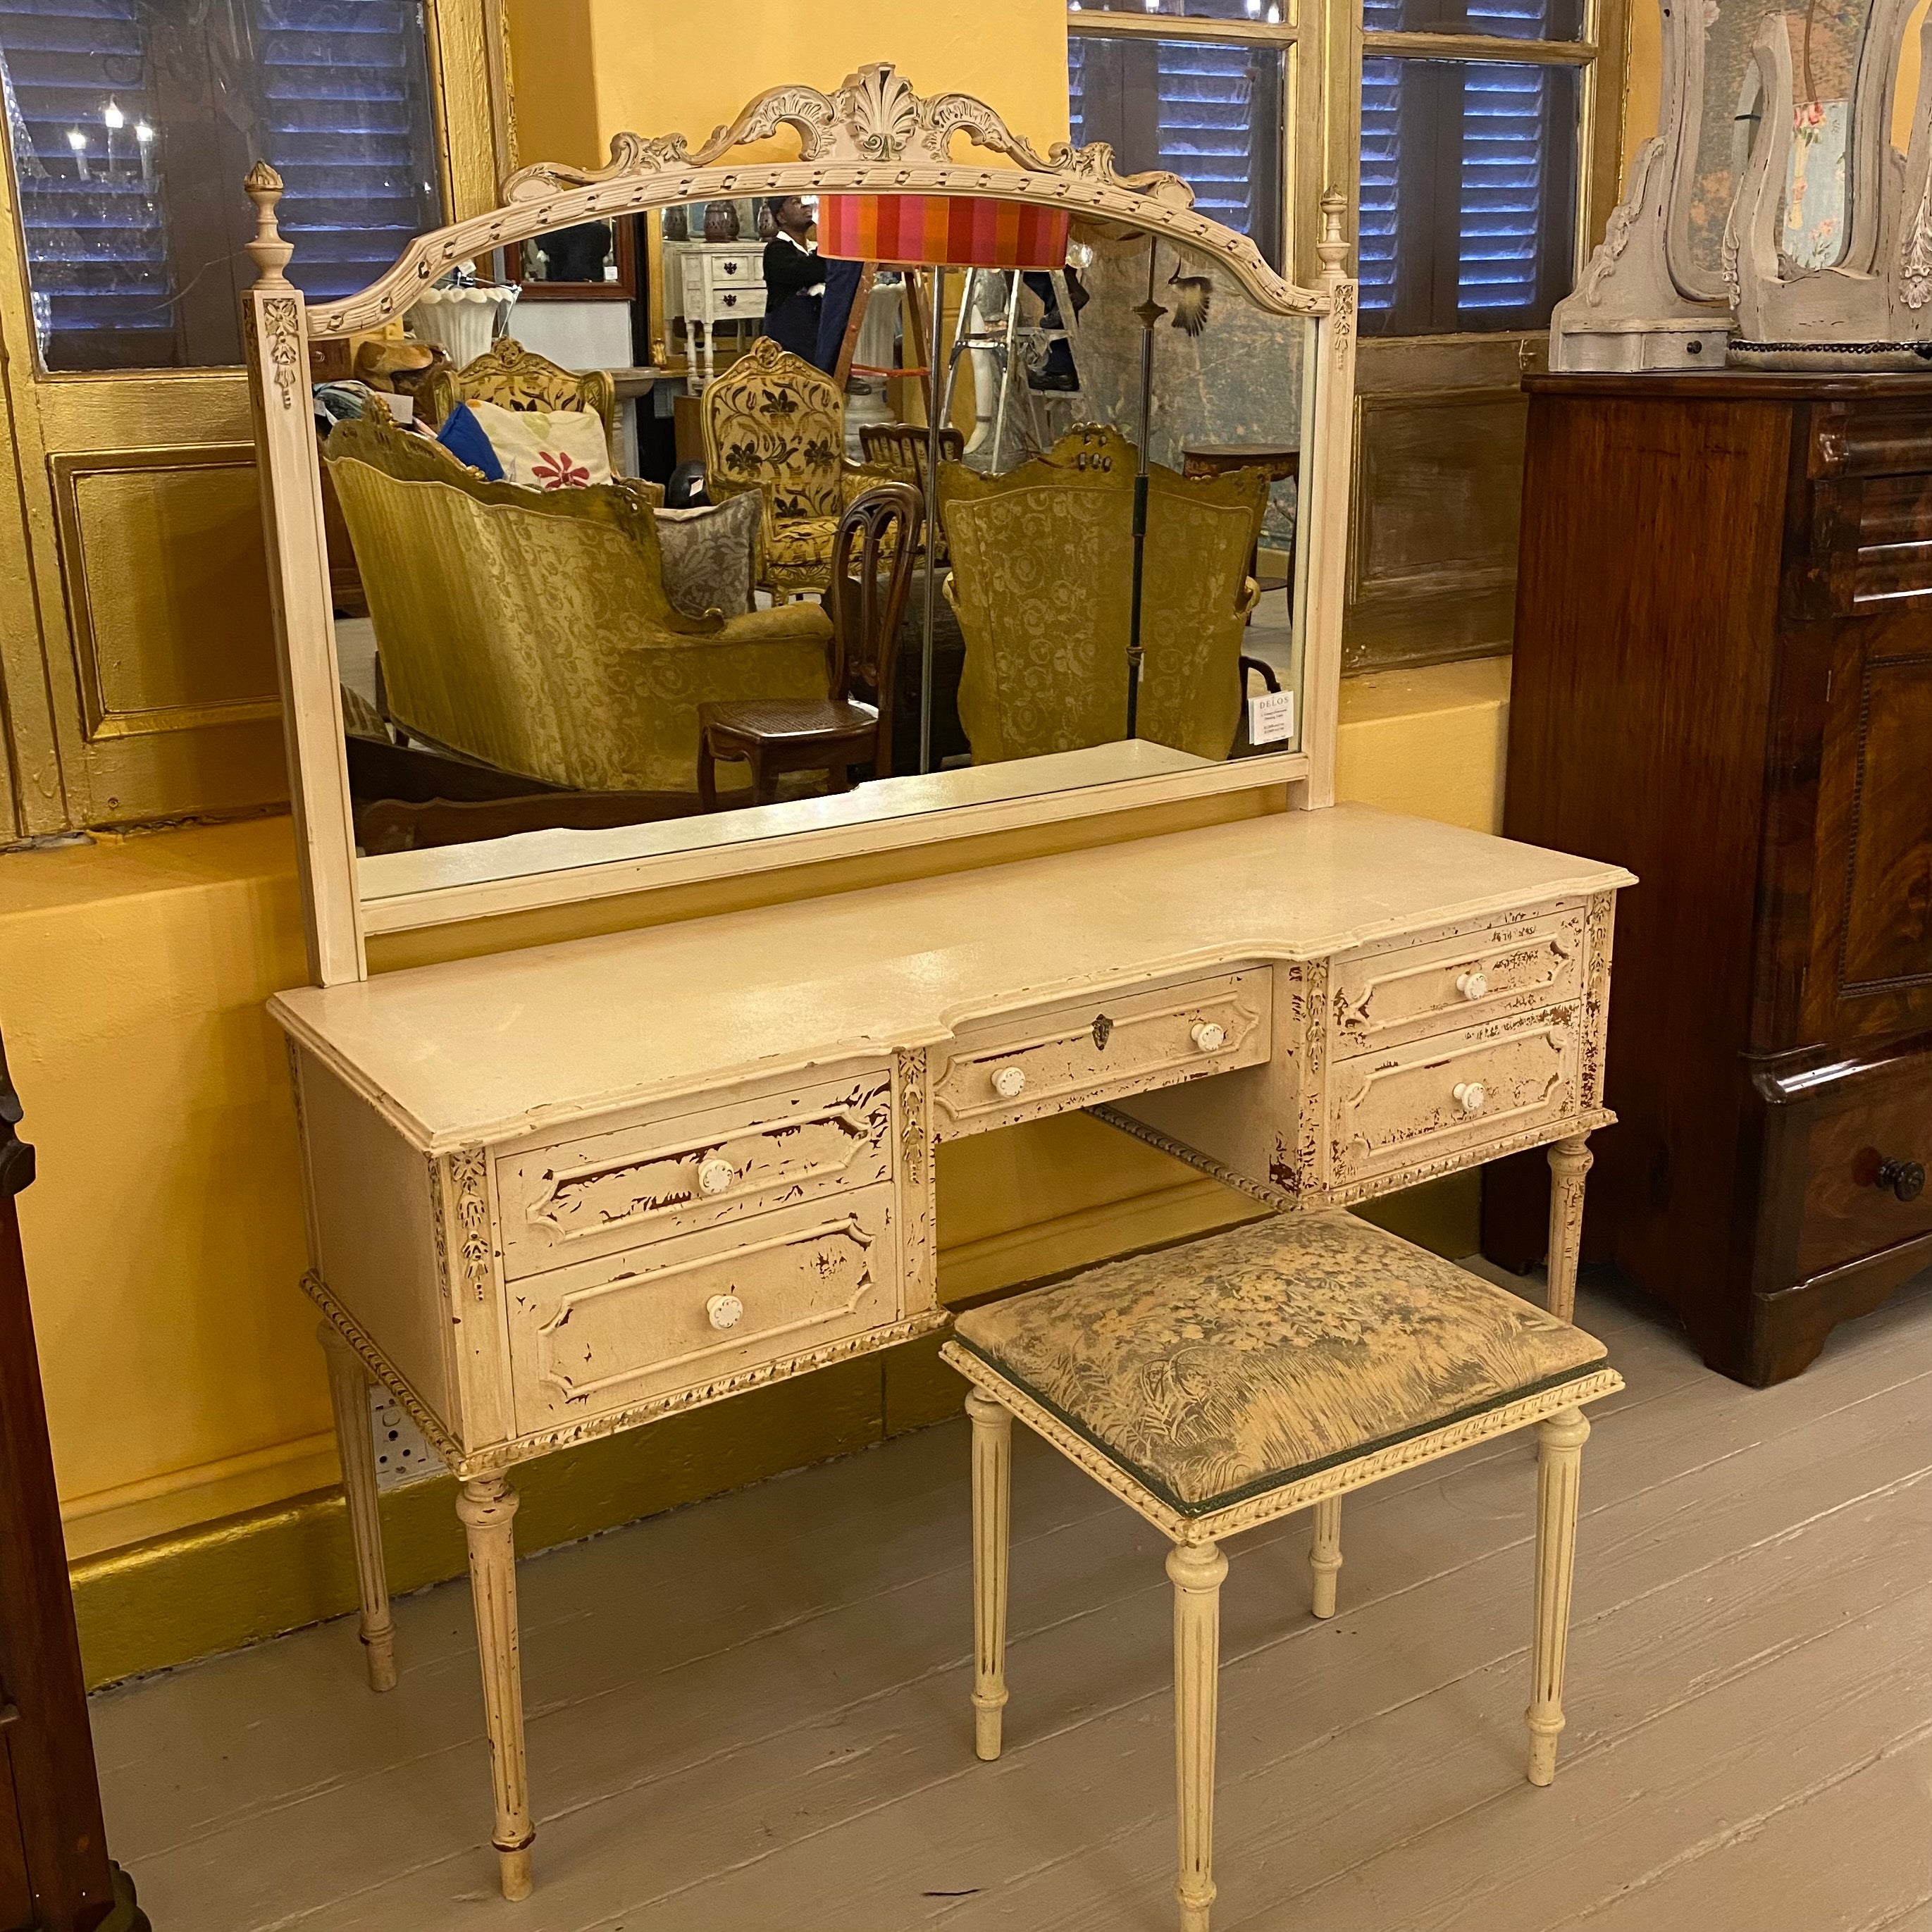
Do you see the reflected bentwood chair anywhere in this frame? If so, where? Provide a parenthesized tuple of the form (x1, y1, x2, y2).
(697, 483, 924, 808)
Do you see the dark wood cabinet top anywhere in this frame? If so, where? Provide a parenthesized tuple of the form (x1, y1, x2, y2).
(1523, 370, 1932, 402)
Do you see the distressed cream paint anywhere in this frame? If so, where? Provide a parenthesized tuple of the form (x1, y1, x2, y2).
(6, 0, 1512, 1683)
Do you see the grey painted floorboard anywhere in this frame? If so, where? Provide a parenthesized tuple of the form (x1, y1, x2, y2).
(91, 1269, 1932, 1931)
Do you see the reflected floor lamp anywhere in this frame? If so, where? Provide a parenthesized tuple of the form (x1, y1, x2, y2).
(819, 194, 1072, 773)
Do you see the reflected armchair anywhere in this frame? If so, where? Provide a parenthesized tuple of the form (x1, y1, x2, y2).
(701, 336, 884, 597)
(421, 337, 622, 473)
(940, 425, 1268, 764)
(326, 412, 830, 797)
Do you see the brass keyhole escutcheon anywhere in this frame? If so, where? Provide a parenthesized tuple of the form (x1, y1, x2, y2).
(1092, 1014, 1113, 1051)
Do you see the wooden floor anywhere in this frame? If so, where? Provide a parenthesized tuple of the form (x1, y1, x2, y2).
(92, 1266, 1932, 1931)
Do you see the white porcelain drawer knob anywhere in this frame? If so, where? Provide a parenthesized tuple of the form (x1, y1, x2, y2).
(1454, 970, 1489, 1001)
(697, 1157, 736, 1196)
(991, 1065, 1027, 1100)
(1452, 1080, 1487, 1115)
(705, 1293, 743, 1332)
(1191, 1020, 1227, 1053)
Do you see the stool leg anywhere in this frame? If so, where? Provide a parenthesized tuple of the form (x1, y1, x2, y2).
(457, 1474, 535, 1900)
(965, 1390, 1012, 1761)
(1527, 1406, 1590, 1786)
(1546, 1134, 1593, 1323)
(319, 1325, 398, 1692)
(1308, 1497, 1342, 1619)
(1168, 1540, 1227, 1932)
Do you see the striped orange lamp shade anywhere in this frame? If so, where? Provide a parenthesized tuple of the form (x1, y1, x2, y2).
(816, 194, 1071, 269)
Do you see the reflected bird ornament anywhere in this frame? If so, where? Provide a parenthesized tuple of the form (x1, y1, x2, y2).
(1168, 265, 1213, 336)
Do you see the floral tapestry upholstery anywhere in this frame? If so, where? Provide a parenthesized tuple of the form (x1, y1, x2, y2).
(951, 1212, 1609, 1517)
(326, 412, 831, 795)
(422, 338, 621, 472)
(700, 337, 881, 595)
(941, 426, 1267, 765)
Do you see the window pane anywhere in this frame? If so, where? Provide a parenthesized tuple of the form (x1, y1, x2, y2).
(1068, 33, 1285, 267)
(1358, 56, 1578, 336)
(0, 0, 442, 371)
(1363, 0, 1584, 44)
(1070, 0, 1287, 20)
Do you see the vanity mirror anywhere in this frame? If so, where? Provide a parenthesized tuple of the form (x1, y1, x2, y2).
(243, 63, 1354, 984)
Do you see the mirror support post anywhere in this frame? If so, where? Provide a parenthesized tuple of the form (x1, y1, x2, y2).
(1127, 241, 1166, 742)
(919, 264, 947, 774)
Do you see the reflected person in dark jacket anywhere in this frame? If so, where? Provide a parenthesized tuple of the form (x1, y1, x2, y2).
(761, 197, 825, 363)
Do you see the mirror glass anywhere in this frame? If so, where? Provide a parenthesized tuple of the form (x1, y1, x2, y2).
(307, 190, 1313, 905)
(1682, 0, 1876, 287)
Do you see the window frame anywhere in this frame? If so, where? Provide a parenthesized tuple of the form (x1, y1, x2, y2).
(1065, 5, 1305, 275)
(1353, 0, 1628, 340)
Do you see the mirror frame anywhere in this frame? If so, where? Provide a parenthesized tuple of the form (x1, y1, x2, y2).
(512, 211, 639, 300)
(242, 61, 1356, 986)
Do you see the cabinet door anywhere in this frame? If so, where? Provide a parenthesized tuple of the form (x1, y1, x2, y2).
(1805, 607, 1932, 1041)
(0, 1745, 28, 1931)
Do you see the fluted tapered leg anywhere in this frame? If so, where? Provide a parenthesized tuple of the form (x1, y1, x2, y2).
(1546, 1134, 1593, 1323)
(457, 1474, 534, 1900)
(1527, 1407, 1590, 1786)
(1168, 1540, 1227, 1932)
(319, 1324, 397, 1692)
(1308, 1497, 1342, 1619)
(966, 1390, 1012, 1761)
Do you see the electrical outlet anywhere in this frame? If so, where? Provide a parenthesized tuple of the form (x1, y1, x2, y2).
(368, 1387, 442, 1492)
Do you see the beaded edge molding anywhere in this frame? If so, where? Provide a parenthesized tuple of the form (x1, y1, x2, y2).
(942, 1340, 1623, 1546)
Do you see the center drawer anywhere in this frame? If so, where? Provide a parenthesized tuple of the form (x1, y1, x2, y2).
(495, 1068, 894, 1281)
(509, 1184, 899, 1433)
(1331, 903, 1585, 1054)
(1329, 1008, 1580, 1190)
(931, 969, 1271, 1138)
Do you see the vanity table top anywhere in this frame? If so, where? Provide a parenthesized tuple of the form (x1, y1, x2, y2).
(271, 805, 1634, 1153)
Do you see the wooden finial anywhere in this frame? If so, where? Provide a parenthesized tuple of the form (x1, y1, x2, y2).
(1316, 190, 1349, 281)
(244, 161, 293, 287)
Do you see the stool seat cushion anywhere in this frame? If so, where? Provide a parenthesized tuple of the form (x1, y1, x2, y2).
(950, 1212, 1608, 1516)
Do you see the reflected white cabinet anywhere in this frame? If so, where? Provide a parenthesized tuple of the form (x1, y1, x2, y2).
(664, 240, 767, 388)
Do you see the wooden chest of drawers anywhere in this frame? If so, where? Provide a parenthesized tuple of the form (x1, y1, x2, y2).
(1489, 372, 1932, 1384)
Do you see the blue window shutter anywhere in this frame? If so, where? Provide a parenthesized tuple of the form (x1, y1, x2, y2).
(1457, 64, 1547, 313)
(1358, 56, 1402, 316)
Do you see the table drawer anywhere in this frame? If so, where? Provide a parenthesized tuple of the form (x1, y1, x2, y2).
(1329, 1008, 1580, 1189)
(695, 250, 763, 287)
(931, 970, 1270, 1138)
(495, 1068, 894, 1281)
(509, 1184, 899, 1432)
(1332, 904, 1585, 1054)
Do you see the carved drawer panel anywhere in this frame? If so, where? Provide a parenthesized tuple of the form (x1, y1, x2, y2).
(1329, 1008, 1580, 1189)
(495, 1070, 894, 1282)
(931, 970, 1271, 1139)
(686, 250, 764, 289)
(1331, 903, 1584, 1055)
(509, 1184, 899, 1432)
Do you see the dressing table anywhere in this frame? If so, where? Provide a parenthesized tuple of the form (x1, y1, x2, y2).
(244, 66, 1630, 1900)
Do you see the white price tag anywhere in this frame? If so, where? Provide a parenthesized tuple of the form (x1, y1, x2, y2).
(1247, 688, 1295, 745)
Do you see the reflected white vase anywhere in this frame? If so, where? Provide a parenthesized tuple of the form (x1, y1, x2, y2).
(408, 285, 521, 367)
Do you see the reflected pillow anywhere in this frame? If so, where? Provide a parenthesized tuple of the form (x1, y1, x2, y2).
(655, 493, 762, 619)
(467, 399, 613, 490)
(434, 400, 506, 481)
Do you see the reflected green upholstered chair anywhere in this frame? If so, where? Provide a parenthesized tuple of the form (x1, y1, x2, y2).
(700, 336, 886, 598)
(326, 412, 831, 796)
(939, 425, 1268, 766)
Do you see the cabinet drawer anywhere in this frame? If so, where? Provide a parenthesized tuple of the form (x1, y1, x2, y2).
(509, 1184, 899, 1432)
(931, 970, 1271, 1138)
(495, 1069, 893, 1281)
(1766, 1045, 1932, 1281)
(696, 250, 762, 287)
(1332, 904, 1585, 1053)
(1330, 1008, 1579, 1188)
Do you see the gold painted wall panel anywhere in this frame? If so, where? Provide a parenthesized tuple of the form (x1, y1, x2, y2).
(56, 451, 278, 730)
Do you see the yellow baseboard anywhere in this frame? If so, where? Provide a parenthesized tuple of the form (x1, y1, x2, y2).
(70, 1166, 1477, 1689)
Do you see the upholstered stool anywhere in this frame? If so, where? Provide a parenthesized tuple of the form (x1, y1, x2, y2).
(940, 1211, 1621, 1931)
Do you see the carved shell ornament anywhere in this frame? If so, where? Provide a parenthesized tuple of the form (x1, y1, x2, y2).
(251, 63, 1342, 336)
